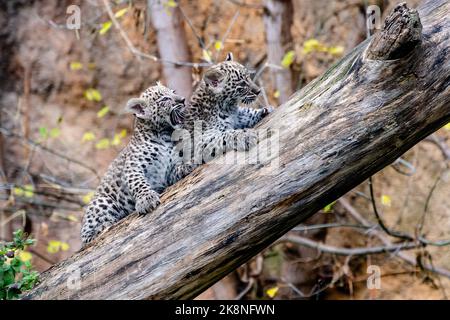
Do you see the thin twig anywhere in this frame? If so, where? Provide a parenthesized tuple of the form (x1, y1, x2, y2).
(425, 134, 450, 160)
(227, 0, 264, 9)
(293, 222, 372, 232)
(281, 234, 420, 256)
(178, 5, 207, 51)
(0, 127, 100, 180)
(214, 10, 240, 62)
(368, 176, 414, 241)
(339, 198, 450, 279)
(102, 0, 210, 68)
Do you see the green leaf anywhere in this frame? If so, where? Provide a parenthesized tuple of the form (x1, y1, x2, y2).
(97, 106, 110, 118)
(39, 127, 48, 139)
(3, 269, 14, 286)
(281, 50, 296, 68)
(99, 21, 112, 35)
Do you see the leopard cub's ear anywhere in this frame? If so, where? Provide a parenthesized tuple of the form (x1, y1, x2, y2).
(225, 52, 233, 61)
(125, 98, 149, 119)
(204, 68, 225, 88)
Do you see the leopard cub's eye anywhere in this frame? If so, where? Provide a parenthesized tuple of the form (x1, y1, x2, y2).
(160, 96, 171, 102)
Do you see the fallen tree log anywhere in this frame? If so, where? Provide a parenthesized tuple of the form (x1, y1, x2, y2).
(24, 0, 450, 299)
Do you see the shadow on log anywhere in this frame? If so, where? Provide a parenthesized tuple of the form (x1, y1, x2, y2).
(24, 0, 450, 300)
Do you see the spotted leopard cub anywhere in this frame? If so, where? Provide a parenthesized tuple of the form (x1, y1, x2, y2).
(179, 53, 272, 168)
(81, 83, 187, 245)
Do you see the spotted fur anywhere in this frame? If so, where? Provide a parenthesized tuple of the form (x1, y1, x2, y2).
(176, 53, 272, 171)
(80, 83, 188, 245)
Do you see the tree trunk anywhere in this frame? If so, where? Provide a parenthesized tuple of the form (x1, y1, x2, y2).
(263, 0, 294, 104)
(24, 0, 450, 300)
(148, 0, 192, 97)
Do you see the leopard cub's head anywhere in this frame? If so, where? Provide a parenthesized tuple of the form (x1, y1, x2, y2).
(202, 52, 261, 106)
(125, 82, 186, 130)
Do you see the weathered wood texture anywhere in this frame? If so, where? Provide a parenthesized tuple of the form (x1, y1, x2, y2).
(25, 0, 450, 300)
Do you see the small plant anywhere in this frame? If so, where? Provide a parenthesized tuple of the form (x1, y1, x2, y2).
(0, 230, 39, 299)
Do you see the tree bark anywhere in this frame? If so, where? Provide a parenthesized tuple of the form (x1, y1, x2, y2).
(24, 0, 450, 300)
(148, 0, 192, 97)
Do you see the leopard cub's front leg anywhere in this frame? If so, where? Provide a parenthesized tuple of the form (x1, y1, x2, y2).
(228, 129, 258, 152)
(135, 189, 160, 216)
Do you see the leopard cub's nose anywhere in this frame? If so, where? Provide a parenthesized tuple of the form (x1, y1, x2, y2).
(252, 88, 261, 95)
(176, 96, 186, 104)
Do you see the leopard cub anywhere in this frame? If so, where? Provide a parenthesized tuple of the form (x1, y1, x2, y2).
(80, 83, 187, 245)
(177, 52, 273, 171)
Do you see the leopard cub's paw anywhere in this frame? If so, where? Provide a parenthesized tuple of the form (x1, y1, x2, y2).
(261, 106, 274, 117)
(135, 191, 160, 216)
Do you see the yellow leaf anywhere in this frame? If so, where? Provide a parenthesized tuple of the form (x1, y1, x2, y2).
(82, 191, 95, 204)
(70, 61, 83, 71)
(49, 127, 61, 138)
(444, 123, 450, 131)
(273, 90, 280, 98)
(266, 286, 279, 298)
(165, 0, 178, 8)
(214, 40, 223, 51)
(381, 195, 392, 207)
(97, 106, 110, 118)
(281, 50, 295, 68)
(303, 38, 321, 54)
(47, 240, 61, 254)
(82, 132, 96, 142)
(96, 138, 110, 149)
(328, 46, 344, 56)
(18, 251, 32, 262)
(202, 49, 212, 63)
(84, 88, 102, 102)
(119, 129, 127, 138)
(114, 8, 128, 18)
(60, 242, 70, 251)
(111, 133, 121, 146)
(47, 240, 69, 253)
(13, 187, 24, 197)
(23, 184, 34, 198)
(323, 201, 336, 213)
(99, 21, 112, 35)
(87, 62, 96, 70)
(13, 184, 35, 198)
(67, 214, 78, 222)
